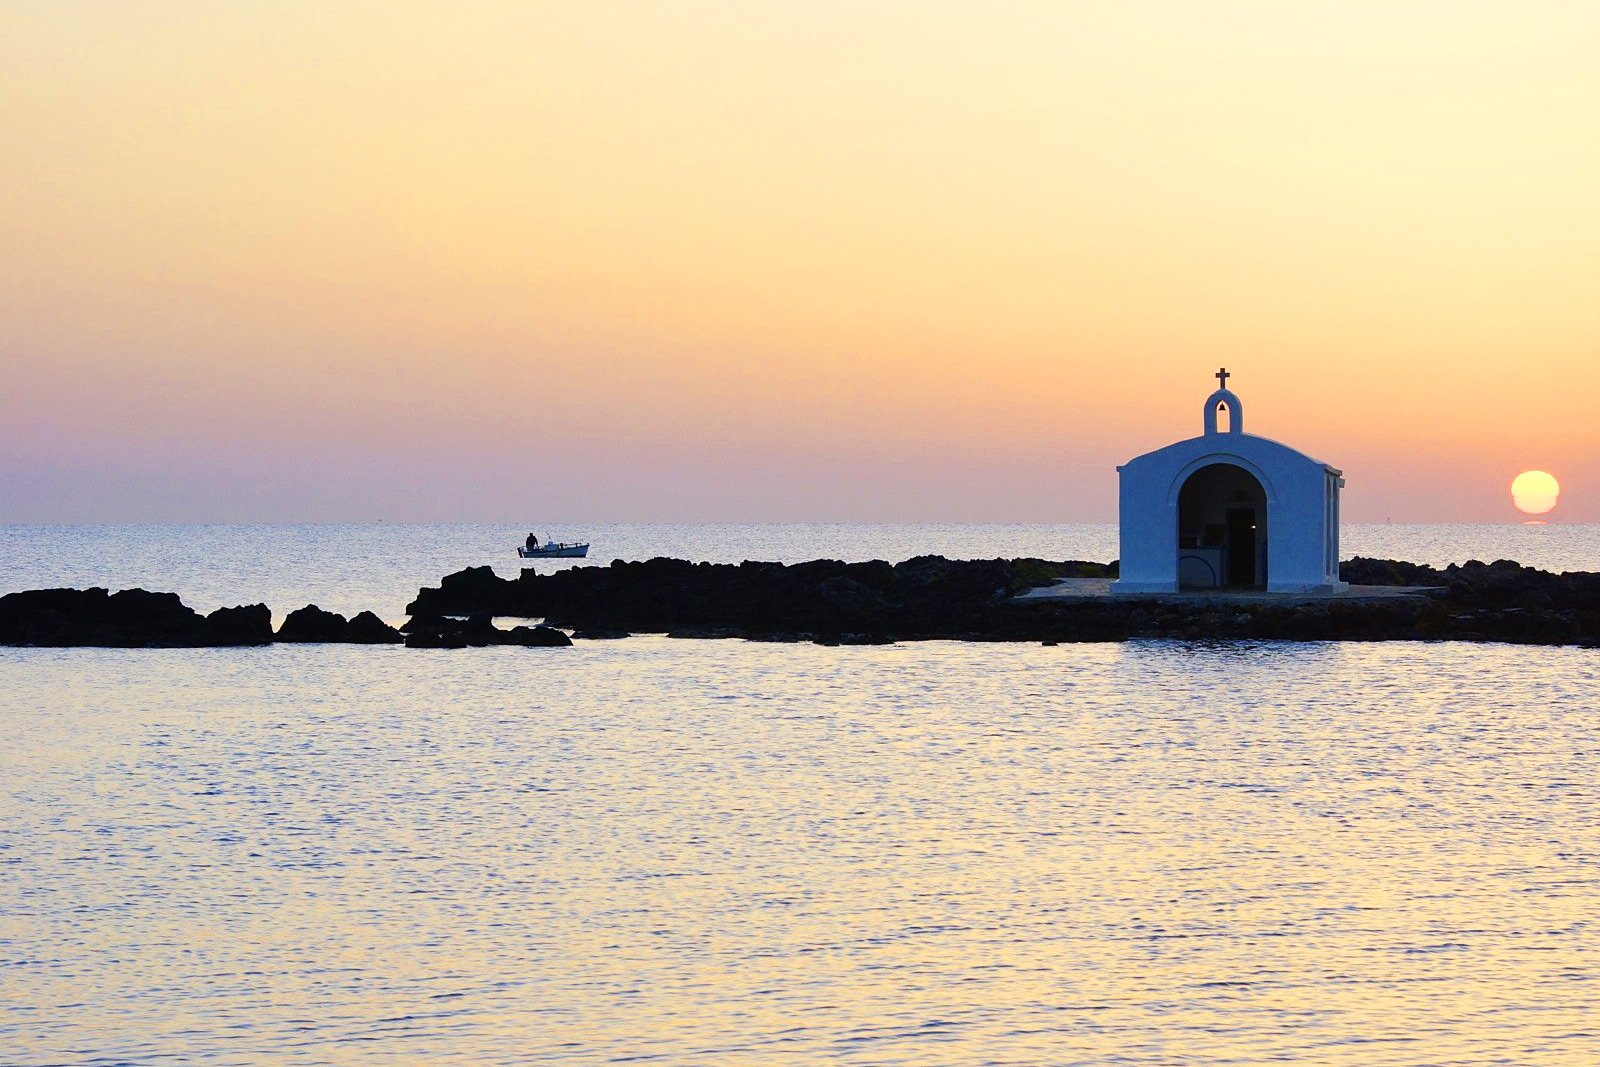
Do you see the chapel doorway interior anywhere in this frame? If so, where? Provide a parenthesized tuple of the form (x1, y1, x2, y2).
(1225, 507, 1257, 585)
(1176, 463, 1268, 588)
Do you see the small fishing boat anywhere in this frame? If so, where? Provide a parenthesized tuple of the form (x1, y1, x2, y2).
(517, 536, 589, 559)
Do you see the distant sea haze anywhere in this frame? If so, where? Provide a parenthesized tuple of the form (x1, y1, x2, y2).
(1, 522, 1595, 624)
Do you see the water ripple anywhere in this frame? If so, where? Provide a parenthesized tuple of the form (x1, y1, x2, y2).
(1, 639, 1598, 1064)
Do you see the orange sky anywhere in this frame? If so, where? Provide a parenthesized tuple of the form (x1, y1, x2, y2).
(3, 2, 1597, 522)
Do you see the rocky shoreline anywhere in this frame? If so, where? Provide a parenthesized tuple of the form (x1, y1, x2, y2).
(402, 555, 1599, 647)
(0, 588, 403, 648)
(3, 556, 1597, 649)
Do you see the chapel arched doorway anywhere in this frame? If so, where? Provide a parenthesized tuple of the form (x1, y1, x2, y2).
(1176, 463, 1268, 588)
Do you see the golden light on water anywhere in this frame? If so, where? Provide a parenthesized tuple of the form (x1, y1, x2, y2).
(1511, 470, 1559, 516)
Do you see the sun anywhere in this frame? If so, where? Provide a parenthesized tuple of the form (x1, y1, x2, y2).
(1511, 470, 1560, 516)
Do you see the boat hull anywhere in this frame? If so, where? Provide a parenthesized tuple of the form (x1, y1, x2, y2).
(517, 544, 589, 559)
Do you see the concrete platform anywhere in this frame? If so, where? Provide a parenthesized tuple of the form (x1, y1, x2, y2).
(1012, 578, 1441, 606)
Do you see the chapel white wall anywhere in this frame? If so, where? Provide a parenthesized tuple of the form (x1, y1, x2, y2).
(1114, 436, 1344, 594)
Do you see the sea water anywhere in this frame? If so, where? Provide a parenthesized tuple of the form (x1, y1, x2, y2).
(3, 525, 1599, 1065)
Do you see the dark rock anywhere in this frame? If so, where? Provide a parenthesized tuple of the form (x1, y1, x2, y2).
(401, 612, 570, 648)
(0, 587, 259, 647)
(199, 604, 274, 646)
(404, 554, 1110, 642)
(404, 629, 469, 649)
(400, 612, 447, 633)
(10, 551, 1593, 651)
(276, 605, 351, 643)
(0, 588, 286, 648)
(502, 625, 573, 647)
(461, 613, 500, 640)
(406, 565, 520, 617)
(397, 552, 1591, 647)
(0, 587, 106, 645)
(1341, 557, 1447, 587)
(346, 611, 404, 644)
(400, 614, 464, 641)
(276, 605, 403, 644)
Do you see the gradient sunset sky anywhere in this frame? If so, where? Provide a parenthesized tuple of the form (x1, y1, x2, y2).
(4, 2, 1596, 523)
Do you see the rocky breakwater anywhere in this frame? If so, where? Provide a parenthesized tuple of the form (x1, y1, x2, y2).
(6, 557, 1592, 650)
(276, 605, 403, 644)
(1344, 556, 1600, 644)
(404, 555, 1600, 647)
(405, 556, 1111, 643)
(402, 614, 573, 649)
(1002, 557, 1600, 646)
(0, 588, 275, 647)
(0, 589, 404, 647)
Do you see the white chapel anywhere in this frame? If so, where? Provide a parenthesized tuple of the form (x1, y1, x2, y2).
(1112, 370, 1345, 594)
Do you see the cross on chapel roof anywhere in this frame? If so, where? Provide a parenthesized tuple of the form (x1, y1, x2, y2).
(1202, 367, 1242, 435)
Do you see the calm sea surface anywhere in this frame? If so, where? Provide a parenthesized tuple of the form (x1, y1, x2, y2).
(3, 525, 1599, 1065)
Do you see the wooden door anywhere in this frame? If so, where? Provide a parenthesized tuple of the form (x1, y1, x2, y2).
(1226, 507, 1257, 586)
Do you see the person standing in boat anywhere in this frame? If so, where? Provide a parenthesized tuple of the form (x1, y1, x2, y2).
(525, 532, 539, 551)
